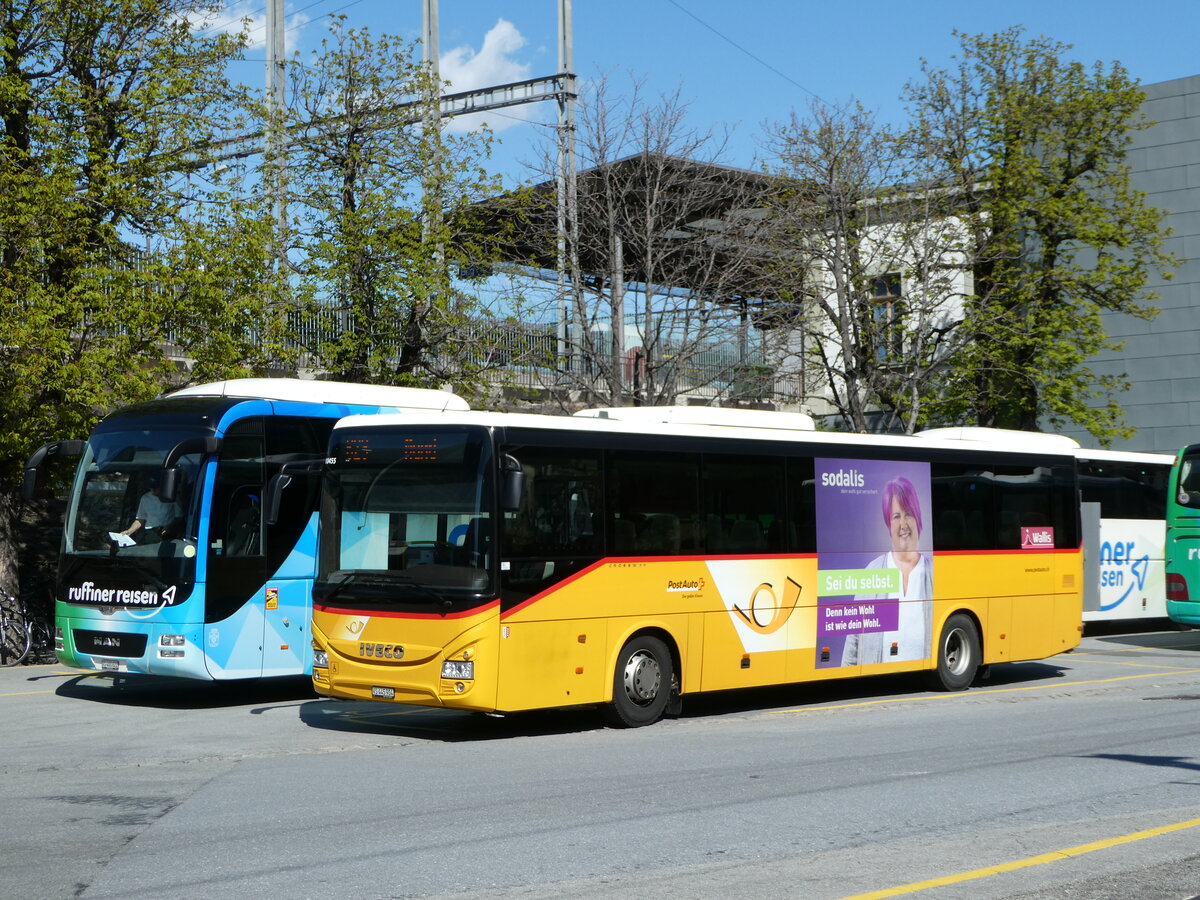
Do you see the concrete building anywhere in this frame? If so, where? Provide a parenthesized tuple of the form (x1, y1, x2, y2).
(1063, 74, 1200, 453)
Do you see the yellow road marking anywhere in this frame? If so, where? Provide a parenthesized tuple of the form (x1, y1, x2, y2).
(1057, 658, 1200, 671)
(770, 667, 1200, 714)
(1074, 644, 1200, 655)
(839, 816, 1200, 899)
(1072, 645, 1147, 653)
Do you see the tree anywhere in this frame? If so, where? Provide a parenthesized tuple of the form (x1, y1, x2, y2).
(279, 21, 507, 398)
(761, 99, 973, 433)
(521, 75, 772, 409)
(903, 28, 1175, 440)
(0, 0, 278, 588)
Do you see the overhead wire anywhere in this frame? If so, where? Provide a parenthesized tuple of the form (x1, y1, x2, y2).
(665, 0, 825, 103)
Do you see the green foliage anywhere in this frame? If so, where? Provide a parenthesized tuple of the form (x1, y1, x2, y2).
(905, 27, 1175, 442)
(280, 21, 506, 392)
(0, 0, 276, 484)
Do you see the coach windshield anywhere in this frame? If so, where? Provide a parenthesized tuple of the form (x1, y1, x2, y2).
(60, 425, 209, 598)
(317, 425, 495, 611)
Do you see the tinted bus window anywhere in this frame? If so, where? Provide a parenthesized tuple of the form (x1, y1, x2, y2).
(607, 451, 700, 555)
(786, 456, 817, 553)
(1079, 460, 1167, 520)
(703, 455, 784, 553)
(931, 463, 995, 551)
(503, 447, 603, 557)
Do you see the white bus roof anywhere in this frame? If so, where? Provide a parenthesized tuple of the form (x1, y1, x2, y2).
(919, 427, 1175, 465)
(335, 409, 1082, 458)
(916, 426, 1081, 450)
(575, 406, 816, 431)
(1073, 447, 1175, 465)
(164, 378, 469, 411)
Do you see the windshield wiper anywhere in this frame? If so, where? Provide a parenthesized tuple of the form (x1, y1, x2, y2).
(318, 570, 367, 608)
(318, 570, 453, 609)
(384, 573, 454, 609)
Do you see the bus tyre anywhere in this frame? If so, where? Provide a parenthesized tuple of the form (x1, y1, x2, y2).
(928, 613, 980, 692)
(605, 635, 672, 728)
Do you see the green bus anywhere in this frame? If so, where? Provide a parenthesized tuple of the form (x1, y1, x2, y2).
(1165, 443, 1200, 625)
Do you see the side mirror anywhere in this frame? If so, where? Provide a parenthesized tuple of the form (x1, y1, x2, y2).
(22, 439, 86, 501)
(158, 436, 223, 503)
(500, 454, 525, 512)
(264, 459, 324, 525)
(158, 468, 180, 504)
(264, 473, 293, 526)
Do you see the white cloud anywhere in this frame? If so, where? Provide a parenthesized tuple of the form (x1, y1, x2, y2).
(439, 19, 537, 133)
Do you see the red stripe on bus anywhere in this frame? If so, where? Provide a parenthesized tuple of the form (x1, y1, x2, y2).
(500, 553, 821, 618)
(934, 547, 1081, 557)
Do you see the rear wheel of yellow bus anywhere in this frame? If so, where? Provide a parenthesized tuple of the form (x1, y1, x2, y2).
(929, 613, 980, 691)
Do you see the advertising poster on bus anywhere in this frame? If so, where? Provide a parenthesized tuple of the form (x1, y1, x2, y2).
(1090, 517, 1166, 621)
(814, 458, 934, 668)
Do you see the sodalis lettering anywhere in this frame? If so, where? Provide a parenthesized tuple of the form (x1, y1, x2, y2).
(820, 469, 865, 488)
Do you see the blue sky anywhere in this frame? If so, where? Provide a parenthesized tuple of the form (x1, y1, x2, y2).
(204, 0, 1200, 182)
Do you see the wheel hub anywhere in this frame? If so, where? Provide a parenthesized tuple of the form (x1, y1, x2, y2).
(622, 650, 661, 705)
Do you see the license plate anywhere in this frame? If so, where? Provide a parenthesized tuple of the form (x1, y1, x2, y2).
(371, 686, 395, 699)
(98, 659, 121, 672)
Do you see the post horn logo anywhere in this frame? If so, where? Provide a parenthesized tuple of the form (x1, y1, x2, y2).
(732, 577, 802, 635)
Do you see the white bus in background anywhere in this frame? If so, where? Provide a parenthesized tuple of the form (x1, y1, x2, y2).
(919, 429, 1171, 627)
(1075, 448, 1171, 625)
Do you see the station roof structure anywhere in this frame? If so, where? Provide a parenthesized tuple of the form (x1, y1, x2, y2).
(468, 152, 786, 303)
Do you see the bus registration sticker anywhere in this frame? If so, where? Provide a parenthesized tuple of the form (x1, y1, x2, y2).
(371, 686, 395, 699)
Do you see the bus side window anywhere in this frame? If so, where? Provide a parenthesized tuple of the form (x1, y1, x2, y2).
(931, 464, 994, 551)
(989, 462, 1076, 550)
(225, 487, 262, 557)
(502, 447, 602, 557)
(608, 451, 700, 556)
(208, 430, 265, 559)
(703, 454, 784, 553)
(786, 457, 816, 553)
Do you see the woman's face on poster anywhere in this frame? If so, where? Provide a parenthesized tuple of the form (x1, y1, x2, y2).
(888, 493, 919, 553)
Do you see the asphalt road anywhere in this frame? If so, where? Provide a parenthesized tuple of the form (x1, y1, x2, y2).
(4, 628, 1200, 900)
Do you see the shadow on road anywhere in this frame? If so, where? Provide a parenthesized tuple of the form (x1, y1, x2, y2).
(1085, 752, 1200, 777)
(298, 698, 604, 741)
(296, 660, 1070, 740)
(50, 671, 317, 709)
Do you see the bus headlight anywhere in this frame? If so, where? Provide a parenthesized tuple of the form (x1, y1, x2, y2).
(313, 649, 329, 669)
(159, 634, 185, 647)
(441, 660, 474, 680)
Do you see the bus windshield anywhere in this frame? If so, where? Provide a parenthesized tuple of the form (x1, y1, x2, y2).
(1176, 447, 1200, 507)
(317, 426, 495, 607)
(62, 424, 207, 584)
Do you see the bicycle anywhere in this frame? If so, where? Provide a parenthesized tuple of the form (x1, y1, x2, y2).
(0, 587, 32, 666)
(0, 586, 56, 667)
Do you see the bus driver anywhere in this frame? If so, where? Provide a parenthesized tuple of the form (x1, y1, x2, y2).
(117, 475, 182, 544)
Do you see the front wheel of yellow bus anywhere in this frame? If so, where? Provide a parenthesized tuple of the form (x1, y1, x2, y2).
(928, 613, 980, 692)
(605, 634, 674, 728)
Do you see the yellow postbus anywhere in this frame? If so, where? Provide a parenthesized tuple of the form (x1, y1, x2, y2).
(308, 408, 1083, 726)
